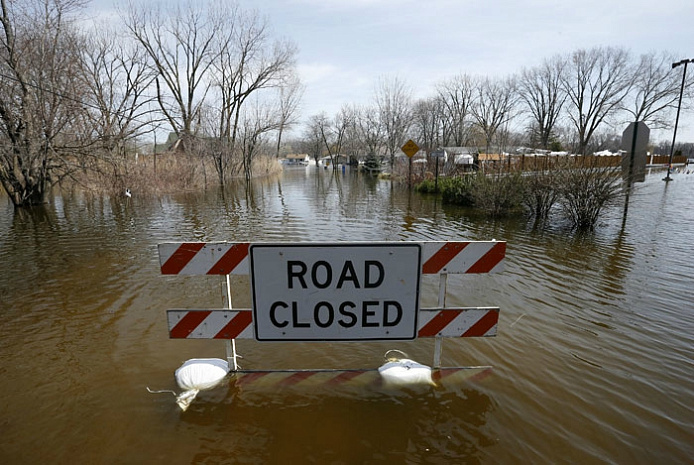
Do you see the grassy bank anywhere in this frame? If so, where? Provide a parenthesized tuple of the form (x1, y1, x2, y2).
(66, 151, 282, 197)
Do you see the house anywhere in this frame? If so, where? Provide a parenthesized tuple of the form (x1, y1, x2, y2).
(283, 153, 310, 165)
(443, 147, 479, 169)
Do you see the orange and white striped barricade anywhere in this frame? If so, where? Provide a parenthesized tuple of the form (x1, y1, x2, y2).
(158, 241, 505, 379)
(166, 307, 499, 340)
(158, 241, 505, 276)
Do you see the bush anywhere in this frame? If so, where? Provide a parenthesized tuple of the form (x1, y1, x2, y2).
(440, 175, 475, 206)
(523, 169, 560, 218)
(422, 171, 525, 217)
(414, 178, 438, 194)
(420, 156, 624, 228)
(556, 158, 622, 230)
(470, 171, 526, 217)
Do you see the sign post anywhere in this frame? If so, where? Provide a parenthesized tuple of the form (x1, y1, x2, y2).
(401, 139, 420, 188)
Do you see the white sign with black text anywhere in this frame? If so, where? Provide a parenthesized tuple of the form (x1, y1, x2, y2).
(250, 244, 421, 341)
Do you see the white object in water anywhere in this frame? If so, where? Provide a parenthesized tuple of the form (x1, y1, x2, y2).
(174, 358, 229, 411)
(378, 355, 435, 387)
(125, 188, 131, 198)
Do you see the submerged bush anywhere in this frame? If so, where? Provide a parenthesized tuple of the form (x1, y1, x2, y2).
(523, 169, 560, 219)
(414, 178, 438, 194)
(416, 156, 624, 227)
(557, 161, 622, 230)
(470, 171, 526, 217)
(440, 175, 476, 206)
(425, 171, 525, 217)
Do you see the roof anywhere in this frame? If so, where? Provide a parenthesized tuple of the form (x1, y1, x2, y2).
(442, 147, 479, 155)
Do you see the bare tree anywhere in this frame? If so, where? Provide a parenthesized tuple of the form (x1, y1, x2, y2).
(342, 106, 366, 165)
(470, 76, 518, 156)
(80, 27, 158, 187)
(375, 76, 412, 169)
(561, 47, 633, 154)
(122, 0, 221, 146)
(622, 51, 690, 129)
(330, 106, 351, 167)
(302, 114, 326, 165)
(274, 72, 304, 158)
(410, 97, 441, 154)
(238, 100, 278, 181)
(352, 104, 383, 159)
(0, 0, 90, 207)
(211, 6, 297, 185)
(436, 74, 474, 146)
(518, 55, 567, 149)
(308, 109, 350, 169)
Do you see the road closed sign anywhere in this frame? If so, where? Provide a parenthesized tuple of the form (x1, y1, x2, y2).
(250, 244, 421, 341)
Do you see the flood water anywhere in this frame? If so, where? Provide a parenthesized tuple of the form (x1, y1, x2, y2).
(1, 166, 692, 464)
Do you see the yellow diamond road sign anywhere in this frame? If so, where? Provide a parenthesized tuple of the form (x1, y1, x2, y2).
(401, 139, 419, 158)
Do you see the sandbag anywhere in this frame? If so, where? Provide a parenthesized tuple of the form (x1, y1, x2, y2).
(174, 358, 229, 411)
(378, 355, 435, 387)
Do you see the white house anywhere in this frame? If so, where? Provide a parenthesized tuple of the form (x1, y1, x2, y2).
(283, 153, 310, 165)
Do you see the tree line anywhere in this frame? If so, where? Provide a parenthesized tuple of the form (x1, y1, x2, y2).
(0, 0, 301, 208)
(1, 0, 692, 209)
(302, 50, 693, 170)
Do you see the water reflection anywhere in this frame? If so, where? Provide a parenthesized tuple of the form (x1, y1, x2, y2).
(179, 379, 494, 465)
(1, 170, 693, 463)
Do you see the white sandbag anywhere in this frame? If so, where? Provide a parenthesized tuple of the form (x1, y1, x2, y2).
(378, 358, 435, 387)
(174, 358, 229, 411)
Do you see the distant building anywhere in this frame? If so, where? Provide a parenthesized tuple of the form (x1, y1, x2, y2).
(283, 153, 310, 165)
(444, 147, 478, 165)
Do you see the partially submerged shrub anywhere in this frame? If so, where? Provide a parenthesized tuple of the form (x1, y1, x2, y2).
(414, 179, 437, 193)
(430, 171, 525, 217)
(556, 158, 622, 230)
(523, 169, 560, 218)
(415, 155, 624, 228)
(440, 175, 475, 207)
(470, 171, 526, 217)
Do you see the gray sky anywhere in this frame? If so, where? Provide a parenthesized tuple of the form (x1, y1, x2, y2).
(237, 0, 694, 144)
(92, 0, 694, 145)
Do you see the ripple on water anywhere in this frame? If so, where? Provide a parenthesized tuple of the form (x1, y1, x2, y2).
(1, 171, 693, 463)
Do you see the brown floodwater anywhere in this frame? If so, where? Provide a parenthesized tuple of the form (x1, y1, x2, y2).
(1, 167, 692, 464)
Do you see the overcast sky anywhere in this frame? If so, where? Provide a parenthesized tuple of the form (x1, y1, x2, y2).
(92, 0, 694, 144)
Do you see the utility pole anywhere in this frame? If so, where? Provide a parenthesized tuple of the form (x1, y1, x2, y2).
(664, 58, 693, 182)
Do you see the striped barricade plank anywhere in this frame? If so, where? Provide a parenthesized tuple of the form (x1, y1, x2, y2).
(420, 241, 505, 274)
(417, 307, 499, 338)
(167, 308, 499, 340)
(232, 367, 492, 389)
(167, 310, 254, 339)
(234, 369, 380, 388)
(431, 366, 493, 383)
(159, 242, 250, 275)
(158, 241, 505, 276)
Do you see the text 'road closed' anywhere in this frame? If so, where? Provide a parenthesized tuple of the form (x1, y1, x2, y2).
(250, 244, 421, 341)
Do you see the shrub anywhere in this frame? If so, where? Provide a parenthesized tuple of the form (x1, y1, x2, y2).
(439, 175, 475, 206)
(556, 158, 622, 230)
(425, 171, 526, 217)
(523, 169, 560, 218)
(414, 178, 438, 194)
(470, 171, 526, 217)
